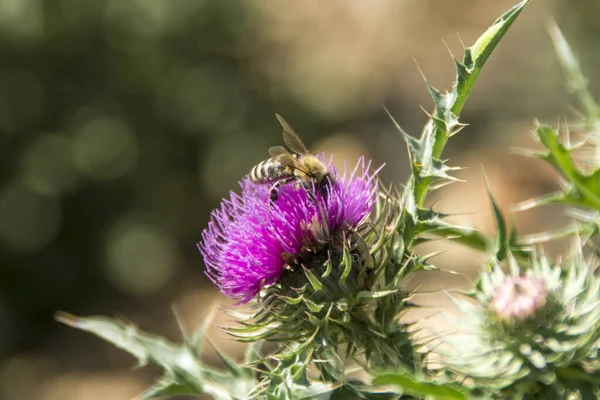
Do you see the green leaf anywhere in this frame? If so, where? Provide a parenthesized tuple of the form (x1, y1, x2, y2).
(303, 297, 325, 313)
(548, 21, 600, 123)
(339, 245, 353, 284)
(386, 0, 529, 213)
(303, 266, 323, 291)
(423, 221, 489, 253)
(536, 124, 600, 211)
(55, 312, 193, 370)
(516, 23, 600, 246)
(356, 289, 399, 300)
(483, 171, 508, 262)
(374, 372, 469, 400)
(244, 341, 265, 365)
(56, 312, 255, 399)
(452, 0, 529, 119)
(141, 378, 201, 400)
(330, 383, 399, 400)
(295, 382, 344, 399)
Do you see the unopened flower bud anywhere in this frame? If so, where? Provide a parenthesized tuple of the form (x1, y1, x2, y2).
(491, 276, 547, 320)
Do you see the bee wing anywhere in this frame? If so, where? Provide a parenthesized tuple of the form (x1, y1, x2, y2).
(275, 113, 309, 155)
(268, 146, 309, 173)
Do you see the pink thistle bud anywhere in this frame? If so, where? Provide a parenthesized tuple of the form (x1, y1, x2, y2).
(491, 276, 548, 320)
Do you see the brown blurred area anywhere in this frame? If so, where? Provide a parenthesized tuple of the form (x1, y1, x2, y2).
(0, 0, 596, 398)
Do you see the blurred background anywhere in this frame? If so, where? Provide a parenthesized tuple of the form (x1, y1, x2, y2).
(0, 0, 598, 398)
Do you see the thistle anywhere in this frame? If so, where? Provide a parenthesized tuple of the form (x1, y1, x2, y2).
(199, 156, 379, 304)
(53, 2, 550, 399)
(440, 249, 600, 399)
(199, 154, 420, 385)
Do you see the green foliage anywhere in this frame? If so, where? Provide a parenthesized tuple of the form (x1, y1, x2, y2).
(55, 311, 257, 399)
(55, 1, 600, 399)
(518, 123, 600, 211)
(430, 14, 600, 400)
(386, 0, 529, 260)
(548, 22, 600, 125)
(439, 249, 600, 399)
(373, 371, 469, 400)
(227, 186, 419, 382)
(58, 0, 531, 396)
(515, 23, 600, 246)
(392, 0, 528, 210)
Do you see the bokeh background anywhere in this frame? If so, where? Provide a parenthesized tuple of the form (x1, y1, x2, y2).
(0, 0, 598, 398)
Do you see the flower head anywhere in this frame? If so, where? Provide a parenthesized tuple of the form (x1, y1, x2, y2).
(199, 156, 379, 303)
(440, 250, 600, 397)
(491, 276, 548, 320)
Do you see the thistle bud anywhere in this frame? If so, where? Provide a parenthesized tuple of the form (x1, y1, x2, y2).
(491, 276, 547, 320)
(440, 251, 600, 398)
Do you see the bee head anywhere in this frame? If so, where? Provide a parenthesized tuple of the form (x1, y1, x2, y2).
(295, 155, 334, 200)
(301, 155, 328, 180)
(303, 172, 333, 201)
(316, 172, 333, 194)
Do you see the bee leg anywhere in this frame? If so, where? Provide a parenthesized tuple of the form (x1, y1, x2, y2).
(300, 181, 317, 203)
(269, 187, 279, 202)
(269, 178, 294, 202)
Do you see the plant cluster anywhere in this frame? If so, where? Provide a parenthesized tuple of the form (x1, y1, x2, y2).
(58, 1, 600, 398)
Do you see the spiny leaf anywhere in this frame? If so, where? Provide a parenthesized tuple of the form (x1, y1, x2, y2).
(548, 20, 600, 122)
(294, 382, 343, 399)
(303, 297, 324, 313)
(56, 312, 256, 399)
(401, 179, 419, 221)
(516, 24, 600, 244)
(421, 219, 489, 253)
(189, 305, 215, 350)
(483, 170, 508, 262)
(56, 312, 191, 370)
(383, 104, 420, 166)
(244, 341, 264, 365)
(303, 266, 323, 291)
(141, 378, 202, 400)
(451, 0, 529, 118)
(374, 371, 469, 400)
(536, 124, 600, 210)
(339, 245, 353, 283)
(386, 0, 529, 213)
(517, 219, 598, 246)
(356, 289, 399, 300)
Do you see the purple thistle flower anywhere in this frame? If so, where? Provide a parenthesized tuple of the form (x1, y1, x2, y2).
(199, 156, 380, 304)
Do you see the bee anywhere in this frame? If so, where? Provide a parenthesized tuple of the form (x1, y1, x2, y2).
(249, 114, 333, 202)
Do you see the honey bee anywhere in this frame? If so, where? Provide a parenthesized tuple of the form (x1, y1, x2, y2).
(249, 114, 333, 202)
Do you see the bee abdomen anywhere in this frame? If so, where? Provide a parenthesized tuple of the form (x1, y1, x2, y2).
(249, 158, 289, 183)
